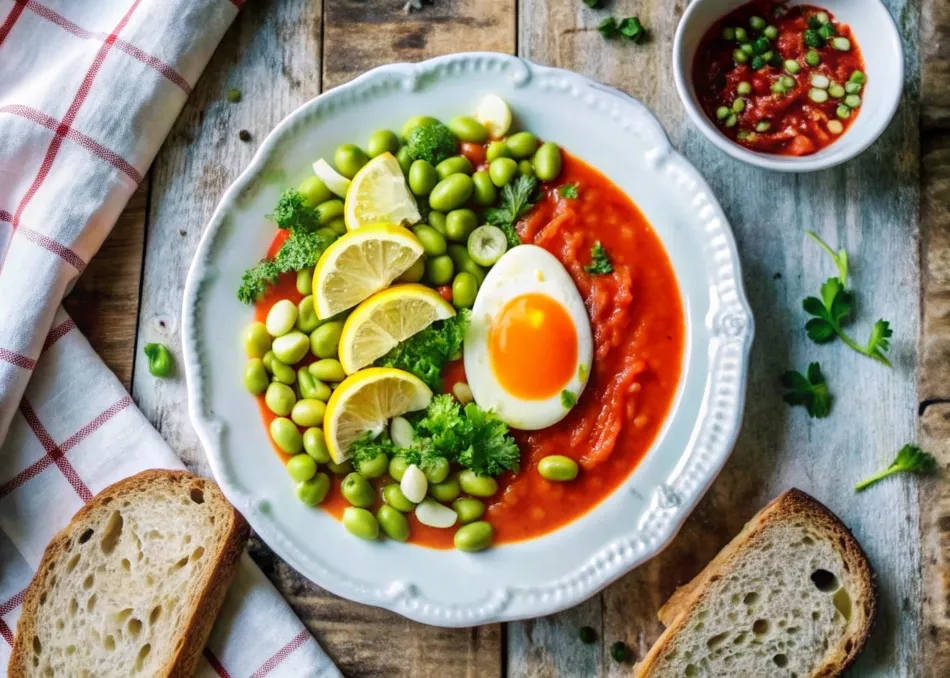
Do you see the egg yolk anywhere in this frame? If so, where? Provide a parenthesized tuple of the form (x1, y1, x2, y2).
(488, 293, 578, 400)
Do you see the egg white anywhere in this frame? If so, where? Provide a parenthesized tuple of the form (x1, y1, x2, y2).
(463, 245, 593, 430)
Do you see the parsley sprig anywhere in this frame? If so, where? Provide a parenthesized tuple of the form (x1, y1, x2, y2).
(584, 241, 613, 275)
(484, 175, 539, 248)
(780, 362, 831, 418)
(598, 17, 646, 43)
(855, 444, 937, 491)
(559, 183, 579, 199)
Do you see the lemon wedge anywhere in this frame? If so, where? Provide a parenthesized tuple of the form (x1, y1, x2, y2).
(344, 152, 421, 231)
(312, 224, 423, 319)
(475, 94, 512, 139)
(338, 284, 456, 374)
(313, 158, 351, 198)
(324, 367, 432, 462)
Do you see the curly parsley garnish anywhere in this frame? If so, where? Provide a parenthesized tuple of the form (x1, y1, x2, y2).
(484, 175, 539, 248)
(780, 362, 831, 418)
(559, 183, 579, 199)
(584, 241, 613, 275)
(376, 311, 469, 392)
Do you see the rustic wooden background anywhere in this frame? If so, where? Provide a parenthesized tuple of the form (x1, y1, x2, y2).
(63, 0, 948, 675)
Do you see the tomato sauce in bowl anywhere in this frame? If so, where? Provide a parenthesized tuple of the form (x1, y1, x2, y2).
(693, 1, 867, 156)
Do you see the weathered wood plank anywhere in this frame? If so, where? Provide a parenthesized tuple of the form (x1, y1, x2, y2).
(921, 0, 950, 129)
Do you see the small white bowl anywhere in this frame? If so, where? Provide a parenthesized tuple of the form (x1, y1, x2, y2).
(673, 0, 904, 172)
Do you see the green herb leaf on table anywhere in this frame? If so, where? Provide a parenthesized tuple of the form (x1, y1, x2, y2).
(597, 17, 619, 39)
(582, 0, 602, 8)
(375, 310, 469, 392)
(559, 183, 579, 199)
(855, 444, 937, 491)
(484, 175, 539, 248)
(584, 241, 613, 275)
(806, 231, 848, 285)
(143, 343, 173, 378)
(780, 362, 831, 418)
(618, 17, 646, 43)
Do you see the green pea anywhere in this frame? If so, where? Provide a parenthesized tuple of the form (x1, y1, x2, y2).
(448, 115, 489, 143)
(423, 457, 451, 484)
(341, 472, 375, 507)
(427, 211, 447, 236)
(452, 498, 485, 525)
(388, 456, 410, 481)
(296, 267, 314, 296)
(398, 256, 426, 283)
(367, 129, 400, 158)
(357, 452, 389, 479)
(445, 208, 477, 242)
(342, 507, 379, 540)
(489, 157, 518, 187)
(447, 245, 486, 286)
(518, 159, 535, 178)
(291, 399, 326, 427)
(269, 357, 297, 385)
(395, 146, 413, 175)
(326, 459, 353, 475)
(485, 140, 511, 162)
(533, 142, 562, 181)
(244, 322, 271, 358)
(459, 470, 498, 497)
(287, 453, 317, 482)
(408, 160, 439, 196)
(451, 272, 478, 310)
(244, 359, 269, 394)
(383, 483, 416, 512)
(327, 216, 348, 236)
(334, 144, 369, 179)
(310, 321, 343, 359)
(454, 521, 494, 552)
(298, 175, 332, 206)
(413, 224, 447, 256)
(401, 115, 440, 140)
(505, 132, 539, 159)
(377, 505, 410, 541)
(316, 199, 344, 225)
(537, 455, 579, 481)
(435, 155, 474, 180)
(310, 358, 346, 382)
(270, 417, 303, 454)
(302, 427, 331, 463)
(428, 174, 473, 212)
(265, 382, 296, 416)
(296, 473, 330, 506)
(272, 330, 310, 365)
(429, 474, 461, 503)
(296, 296, 320, 334)
(471, 170, 497, 206)
(425, 255, 454, 286)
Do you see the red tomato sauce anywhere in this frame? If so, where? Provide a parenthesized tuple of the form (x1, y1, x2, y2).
(254, 150, 684, 548)
(693, 1, 866, 156)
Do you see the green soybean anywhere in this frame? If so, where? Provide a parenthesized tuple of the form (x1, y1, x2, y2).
(533, 142, 562, 181)
(429, 474, 461, 503)
(448, 115, 489, 143)
(298, 175, 332, 206)
(452, 272, 478, 310)
(408, 160, 439, 196)
(302, 427, 331, 463)
(518, 159, 535, 178)
(427, 211, 448, 236)
(334, 144, 369, 179)
(388, 456, 410, 481)
(377, 505, 410, 541)
(506, 132, 539, 159)
(316, 226, 337, 240)
(326, 459, 353, 475)
(425, 255, 454, 286)
(357, 452, 389, 479)
(447, 245, 486, 285)
(296, 473, 330, 506)
(327, 216, 348, 236)
(401, 115, 440, 140)
(265, 382, 296, 416)
(489, 157, 518, 187)
(452, 498, 485, 525)
(445, 208, 477, 241)
(287, 453, 317, 482)
(367, 129, 400, 158)
(435, 155, 474, 180)
(298, 369, 331, 401)
(244, 359, 269, 395)
(342, 507, 379, 540)
(422, 457, 451, 484)
(310, 321, 343, 359)
(316, 199, 344, 225)
(398, 256, 426, 283)
(454, 521, 494, 552)
(244, 322, 272, 358)
(310, 358, 346, 383)
(396, 146, 413, 175)
(383, 483, 416, 512)
(413, 224, 447, 256)
(272, 330, 310, 365)
(341, 472, 375, 507)
(295, 267, 314, 296)
(537, 455, 579, 481)
(270, 417, 303, 454)
(459, 470, 498, 497)
(269, 357, 297, 385)
(485, 141, 511, 162)
(291, 399, 326, 427)
(428, 174, 473, 212)
(471, 170, 497, 206)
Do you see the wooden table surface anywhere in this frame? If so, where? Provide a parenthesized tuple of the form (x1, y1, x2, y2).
(63, 0, 949, 675)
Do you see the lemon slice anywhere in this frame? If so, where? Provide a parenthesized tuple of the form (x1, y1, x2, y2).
(344, 152, 421, 231)
(338, 284, 456, 374)
(324, 367, 432, 462)
(312, 224, 424, 319)
(475, 94, 512, 139)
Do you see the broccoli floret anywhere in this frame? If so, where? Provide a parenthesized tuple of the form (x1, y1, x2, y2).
(406, 123, 458, 165)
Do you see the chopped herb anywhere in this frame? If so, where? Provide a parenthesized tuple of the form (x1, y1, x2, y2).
(239, 129, 251, 142)
(855, 444, 937, 491)
(579, 626, 597, 644)
(582, 0, 602, 8)
(376, 311, 469, 392)
(780, 362, 831, 418)
(484, 175, 539, 248)
(584, 241, 613, 275)
(227, 88, 242, 103)
(561, 390, 578, 409)
(143, 343, 173, 377)
(559, 183, 579, 199)
(578, 363, 589, 382)
(598, 17, 619, 39)
(598, 16, 646, 43)
(609, 641, 629, 662)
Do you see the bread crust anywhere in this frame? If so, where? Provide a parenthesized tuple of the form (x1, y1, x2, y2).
(8, 470, 250, 678)
(634, 488, 877, 678)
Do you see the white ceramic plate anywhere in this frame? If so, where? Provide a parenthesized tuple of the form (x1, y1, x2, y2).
(182, 52, 754, 627)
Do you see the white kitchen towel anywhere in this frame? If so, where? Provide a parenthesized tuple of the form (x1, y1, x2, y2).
(0, 0, 341, 675)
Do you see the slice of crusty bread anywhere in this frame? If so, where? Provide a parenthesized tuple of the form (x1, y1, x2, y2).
(634, 488, 876, 678)
(9, 470, 250, 678)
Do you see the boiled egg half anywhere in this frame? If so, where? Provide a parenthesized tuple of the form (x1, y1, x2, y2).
(464, 245, 593, 430)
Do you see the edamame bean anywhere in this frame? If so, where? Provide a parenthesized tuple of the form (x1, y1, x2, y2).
(310, 321, 343, 359)
(445, 209, 477, 242)
(505, 132, 539, 159)
(327, 216, 348, 236)
(296, 473, 330, 506)
(262, 350, 276, 373)
(244, 321, 271, 358)
(459, 470, 498, 497)
(425, 255, 454, 286)
(265, 382, 296, 416)
(296, 267, 314, 295)
(447, 245, 487, 285)
(269, 358, 297, 385)
(435, 155, 473, 180)
(428, 174, 473, 212)
(367, 129, 400, 158)
(270, 417, 303, 454)
(408, 160, 439, 196)
(423, 457, 450, 484)
(451, 272, 478, 310)
(398, 256, 426, 283)
(485, 140, 511, 162)
(454, 521, 494, 552)
(296, 296, 320, 333)
(302, 427, 331, 463)
(377, 505, 410, 541)
(452, 498, 485, 525)
(537, 455, 579, 481)
(316, 199, 344, 225)
(298, 368, 331, 401)
(448, 115, 489, 143)
(533, 142, 562, 181)
(395, 146, 413, 175)
(383, 483, 416, 512)
(429, 474, 461, 503)
(326, 459, 353, 475)
(266, 300, 297, 337)
(401, 115, 440, 140)
(316, 226, 337, 240)
(489, 157, 518, 187)
(244, 359, 269, 394)
(298, 175, 332, 206)
(518, 159, 535, 178)
(471, 170, 497, 206)
(413, 225, 447, 256)
(334, 144, 369, 179)
(388, 456, 409, 481)
(310, 358, 346, 382)
(342, 507, 378, 540)
(272, 331, 310, 365)
(427, 211, 447, 236)
(341, 472, 375, 507)
(287, 453, 317, 482)
(357, 452, 389, 479)
(291, 399, 326, 427)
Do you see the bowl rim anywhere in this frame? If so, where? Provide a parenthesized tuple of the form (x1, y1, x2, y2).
(181, 51, 755, 626)
(672, 0, 905, 172)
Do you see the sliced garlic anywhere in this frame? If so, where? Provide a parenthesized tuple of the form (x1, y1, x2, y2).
(414, 498, 458, 528)
(474, 94, 512, 140)
(452, 382, 474, 405)
(313, 158, 351, 198)
(390, 416, 415, 450)
(400, 464, 428, 503)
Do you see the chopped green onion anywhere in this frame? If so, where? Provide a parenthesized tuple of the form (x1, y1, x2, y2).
(749, 15, 767, 31)
(761, 50, 774, 63)
(815, 11, 830, 24)
(771, 81, 787, 94)
(755, 121, 772, 132)
(753, 36, 771, 54)
(741, 43, 755, 55)
(845, 81, 862, 95)
(832, 37, 851, 51)
(764, 25, 779, 40)
(722, 27, 736, 41)
(733, 49, 749, 65)
(810, 73, 830, 89)
(828, 83, 846, 98)
(735, 27, 748, 42)
(733, 98, 746, 113)
(805, 49, 821, 67)
(716, 106, 731, 120)
(818, 23, 837, 40)
(849, 70, 867, 84)
(784, 59, 801, 75)
(725, 114, 738, 128)
(808, 88, 829, 103)
(737, 130, 754, 140)
(737, 81, 752, 96)
(836, 104, 851, 119)
(827, 120, 844, 135)
(751, 56, 766, 70)
(781, 75, 796, 90)
(844, 94, 862, 108)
